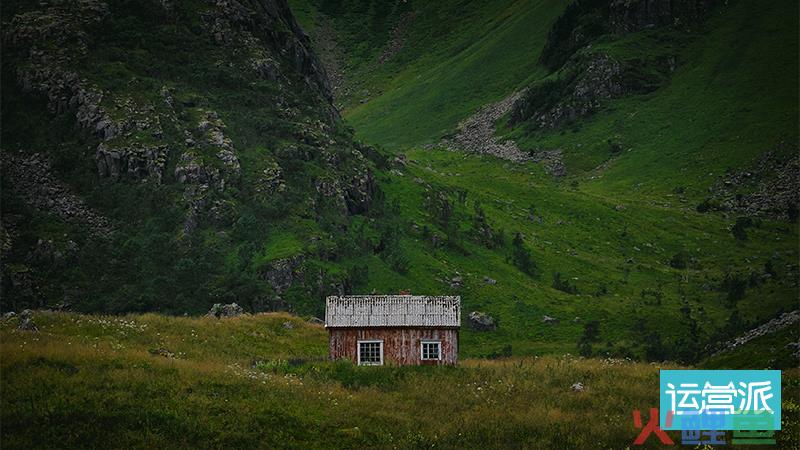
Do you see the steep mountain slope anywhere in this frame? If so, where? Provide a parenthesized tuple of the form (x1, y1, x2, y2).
(1, 0, 797, 362)
(296, 0, 569, 148)
(1, 0, 386, 316)
(291, 0, 799, 360)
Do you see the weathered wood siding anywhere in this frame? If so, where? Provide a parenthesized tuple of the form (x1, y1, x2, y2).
(329, 327, 458, 365)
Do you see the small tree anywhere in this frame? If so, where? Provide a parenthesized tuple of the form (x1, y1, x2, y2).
(669, 251, 689, 269)
(644, 330, 667, 361)
(578, 320, 600, 357)
(511, 232, 537, 275)
(552, 272, 578, 294)
(731, 216, 754, 241)
(471, 202, 496, 248)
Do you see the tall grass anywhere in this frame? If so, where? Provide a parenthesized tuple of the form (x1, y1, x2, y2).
(2, 312, 798, 448)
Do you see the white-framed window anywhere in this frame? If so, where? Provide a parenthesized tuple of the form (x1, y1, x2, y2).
(357, 340, 383, 366)
(421, 340, 441, 361)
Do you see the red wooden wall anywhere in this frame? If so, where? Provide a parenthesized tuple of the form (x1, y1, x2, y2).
(328, 327, 459, 365)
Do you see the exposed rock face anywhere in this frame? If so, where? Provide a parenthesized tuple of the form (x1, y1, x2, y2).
(468, 311, 497, 331)
(442, 91, 532, 163)
(525, 0, 710, 134)
(379, 11, 415, 64)
(0, 0, 377, 312)
(609, 0, 714, 34)
(344, 169, 377, 214)
(3, 0, 336, 190)
(5, 1, 175, 183)
(307, 15, 347, 102)
(202, 0, 337, 119)
(96, 143, 169, 182)
(171, 110, 244, 234)
(710, 310, 800, 356)
(1, 153, 111, 237)
(540, 0, 712, 70)
(259, 256, 305, 311)
(255, 161, 287, 197)
(511, 53, 625, 130)
(313, 163, 376, 216)
(441, 91, 566, 176)
(207, 303, 246, 318)
(705, 150, 799, 221)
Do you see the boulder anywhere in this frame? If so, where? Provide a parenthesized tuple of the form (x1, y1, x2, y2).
(469, 311, 497, 331)
(207, 303, 245, 318)
(17, 318, 38, 332)
(148, 347, 175, 358)
(542, 315, 559, 324)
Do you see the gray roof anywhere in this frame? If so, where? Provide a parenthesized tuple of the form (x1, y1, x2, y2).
(325, 295, 461, 328)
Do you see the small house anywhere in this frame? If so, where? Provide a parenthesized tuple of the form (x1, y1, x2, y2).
(325, 295, 461, 366)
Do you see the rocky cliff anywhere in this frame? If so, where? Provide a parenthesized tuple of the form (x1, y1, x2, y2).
(512, 0, 711, 130)
(1, 0, 378, 315)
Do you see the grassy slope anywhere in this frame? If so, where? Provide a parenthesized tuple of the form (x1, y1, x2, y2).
(2, 312, 798, 448)
(293, 0, 567, 148)
(505, 0, 799, 194)
(287, 0, 799, 360)
(369, 150, 798, 358)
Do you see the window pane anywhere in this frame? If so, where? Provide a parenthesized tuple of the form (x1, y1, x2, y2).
(422, 342, 440, 360)
(359, 342, 381, 365)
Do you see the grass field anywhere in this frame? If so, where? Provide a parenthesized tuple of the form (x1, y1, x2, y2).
(2, 312, 797, 448)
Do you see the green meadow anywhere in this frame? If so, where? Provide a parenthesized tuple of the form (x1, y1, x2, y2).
(2, 312, 797, 448)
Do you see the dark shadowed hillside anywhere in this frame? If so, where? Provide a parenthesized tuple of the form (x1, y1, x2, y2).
(1, 0, 387, 316)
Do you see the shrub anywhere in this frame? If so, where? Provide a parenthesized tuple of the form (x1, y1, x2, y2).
(511, 232, 537, 276)
(721, 272, 748, 307)
(578, 320, 600, 357)
(643, 331, 667, 361)
(731, 216, 755, 241)
(488, 344, 513, 359)
(552, 272, 578, 294)
(669, 251, 689, 269)
(640, 287, 663, 305)
(593, 284, 609, 297)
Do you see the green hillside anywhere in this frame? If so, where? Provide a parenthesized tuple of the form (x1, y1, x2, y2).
(291, 0, 567, 147)
(288, 0, 799, 361)
(2, 312, 798, 448)
(1, 0, 799, 447)
(0, 0, 797, 362)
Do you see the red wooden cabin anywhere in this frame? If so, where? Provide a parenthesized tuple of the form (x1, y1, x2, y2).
(325, 295, 461, 366)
